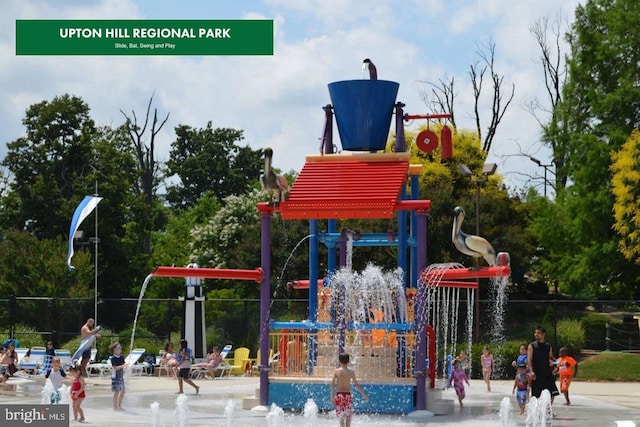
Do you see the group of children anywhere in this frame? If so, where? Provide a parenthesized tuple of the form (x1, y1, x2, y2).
(445, 344, 578, 416)
(42, 341, 128, 422)
(32, 336, 578, 424)
(512, 345, 577, 414)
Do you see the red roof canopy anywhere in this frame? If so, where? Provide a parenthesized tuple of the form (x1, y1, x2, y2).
(279, 153, 415, 220)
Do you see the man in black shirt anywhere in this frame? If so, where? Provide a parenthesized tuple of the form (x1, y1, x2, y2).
(527, 325, 559, 401)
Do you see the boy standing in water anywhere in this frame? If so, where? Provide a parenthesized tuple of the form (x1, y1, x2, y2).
(110, 342, 127, 411)
(330, 353, 369, 427)
(512, 363, 531, 415)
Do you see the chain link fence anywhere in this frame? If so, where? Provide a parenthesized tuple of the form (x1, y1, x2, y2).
(1, 296, 638, 353)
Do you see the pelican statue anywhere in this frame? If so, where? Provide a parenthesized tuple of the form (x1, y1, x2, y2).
(260, 147, 289, 204)
(363, 58, 377, 80)
(452, 206, 496, 267)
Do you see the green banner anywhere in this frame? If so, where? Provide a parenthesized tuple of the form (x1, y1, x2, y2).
(16, 20, 273, 55)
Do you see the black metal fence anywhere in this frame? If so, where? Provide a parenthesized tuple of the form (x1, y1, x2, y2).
(1, 296, 638, 352)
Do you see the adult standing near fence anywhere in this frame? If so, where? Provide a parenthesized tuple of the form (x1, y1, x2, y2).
(80, 318, 100, 376)
(527, 325, 559, 403)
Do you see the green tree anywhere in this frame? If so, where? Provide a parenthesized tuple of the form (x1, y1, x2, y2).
(165, 123, 263, 210)
(0, 230, 93, 343)
(1, 95, 97, 238)
(536, 0, 640, 297)
(0, 95, 158, 331)
(401, 125, 532, 274)
(611, 129, 640, 264)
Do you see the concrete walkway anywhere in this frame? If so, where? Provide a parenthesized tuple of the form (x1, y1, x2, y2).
(1, 374, 638, 426)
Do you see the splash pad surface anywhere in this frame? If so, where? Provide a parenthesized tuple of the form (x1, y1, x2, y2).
(1, 375, 638, 426)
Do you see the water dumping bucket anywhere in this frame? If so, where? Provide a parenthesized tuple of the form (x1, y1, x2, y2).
(328, 79, 399, 151)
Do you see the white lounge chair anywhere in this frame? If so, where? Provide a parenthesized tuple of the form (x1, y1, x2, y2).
(213, 345, 233, 378)
(189, 344, 233, 379)
(125, 348, 147, 376)
(23, 347, 47, 374)
(15, 347, 36, 374)
(54, 349, 73, 369)
(88, 347, 147, 378)
(87, 359, 111, 378)
(156, 350, 172, 377)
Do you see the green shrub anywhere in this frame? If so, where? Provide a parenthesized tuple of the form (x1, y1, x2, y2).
(467, 340, 523, 380)
(8, 324, 45, 349)
(580, 312, 609, 350)
(60, 326, 164, 362)
(118, 326, 165, 359)
(556, 318, 586, 354)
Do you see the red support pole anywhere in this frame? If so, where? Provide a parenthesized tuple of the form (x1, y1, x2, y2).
(427, 325, 436, 389)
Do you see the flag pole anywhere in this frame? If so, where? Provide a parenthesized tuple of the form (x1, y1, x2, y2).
(94, 178, 98, 326)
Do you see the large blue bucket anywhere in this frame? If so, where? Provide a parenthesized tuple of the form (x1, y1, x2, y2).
(328, 80, 399, 151)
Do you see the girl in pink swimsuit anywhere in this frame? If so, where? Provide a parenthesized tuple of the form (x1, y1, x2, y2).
(481, 346, 494, 392)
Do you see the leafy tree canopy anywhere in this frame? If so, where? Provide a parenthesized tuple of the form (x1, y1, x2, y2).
(611, 129, 640, 265)
(165, 122, 263, 210)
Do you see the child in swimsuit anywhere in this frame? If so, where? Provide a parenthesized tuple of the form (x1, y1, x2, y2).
(69, 365, 86, 422)
(447, 358, 471, 407)
(512, 364, 531, 415)
(330, 353, 369, 427)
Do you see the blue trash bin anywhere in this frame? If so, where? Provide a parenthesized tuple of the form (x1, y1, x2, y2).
(328, 79, 399, 151)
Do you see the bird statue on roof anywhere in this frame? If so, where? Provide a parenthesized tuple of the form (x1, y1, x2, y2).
(260, 147, 289, 205)
(452, 206, 496, 267)
(363, 58, 377, 80)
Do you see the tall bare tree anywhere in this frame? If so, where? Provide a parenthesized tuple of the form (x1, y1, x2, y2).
(470, 42, 515, 153)
(419, 76, 457, 128)
(526, 14, 569, 192)
(421, 41, 514, 154)
(120, 94, 169, 253)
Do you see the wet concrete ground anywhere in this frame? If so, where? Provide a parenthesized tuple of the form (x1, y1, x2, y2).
(1, 374, 638, 426)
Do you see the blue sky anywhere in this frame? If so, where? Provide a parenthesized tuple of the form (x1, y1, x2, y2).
(1, 0, 582, 194)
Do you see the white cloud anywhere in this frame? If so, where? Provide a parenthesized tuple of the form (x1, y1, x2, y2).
(1, 0, 583, 194)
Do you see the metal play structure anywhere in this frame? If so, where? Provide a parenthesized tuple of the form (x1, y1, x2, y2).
(143, 64, 510, 414)
(254, 70, 510, 414)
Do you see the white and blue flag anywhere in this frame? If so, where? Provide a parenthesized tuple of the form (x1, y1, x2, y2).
(67, 195, 103, 270)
